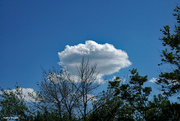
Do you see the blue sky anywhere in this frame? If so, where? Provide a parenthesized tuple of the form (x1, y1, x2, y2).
(0, 0, 179, 101)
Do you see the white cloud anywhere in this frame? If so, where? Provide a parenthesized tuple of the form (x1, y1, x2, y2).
(87, 94, 97, 102)
(149, 78, 179, 86)
(58, 40, 132, 83)
(149, 78, 159, 83)
(111, 76, 126, 82)
(4, 88, 40, 102)
(47, 73, 62, 83)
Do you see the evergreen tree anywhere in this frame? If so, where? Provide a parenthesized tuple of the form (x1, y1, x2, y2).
(157, 6, 180, 97)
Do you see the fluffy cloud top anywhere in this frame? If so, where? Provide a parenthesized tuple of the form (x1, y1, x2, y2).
(58, 40, 132, 83)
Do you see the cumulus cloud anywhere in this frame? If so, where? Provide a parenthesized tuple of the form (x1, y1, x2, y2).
(58, 40, 132, 83)
(149, 78, 159, 83)
(4, 88, 40, 102)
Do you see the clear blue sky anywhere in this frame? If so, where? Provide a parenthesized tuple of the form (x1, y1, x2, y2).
(0, 0, 179, 100)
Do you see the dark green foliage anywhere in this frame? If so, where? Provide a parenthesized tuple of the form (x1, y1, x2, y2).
(88, 83, 124, 121)
(157, 6, 180, 97)
(32, 108, 77, 121)
(119, 69, 152, 120)
(0, 68, 179, 121)
(0, 87, 30, 120)
(88, 69, 180, 121)
(88, 69, 152, 121)
(146, 94, 180, 121)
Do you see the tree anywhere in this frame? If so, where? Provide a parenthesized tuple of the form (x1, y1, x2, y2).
(88, 69, 152, 121)
(88, 78, 124, 121)
(0, 86, 30, 120)
(117, 69, 152, 120)
(32, 108, 68, 121)
(71, 58, 100, 121)
(32, 67, 78, 120)
(157, 6, 180, 97)
(146, 94, 180, 120)
(32, 58, 100, 121)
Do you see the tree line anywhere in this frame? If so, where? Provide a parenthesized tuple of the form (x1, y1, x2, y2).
(0, 5, 180, 121)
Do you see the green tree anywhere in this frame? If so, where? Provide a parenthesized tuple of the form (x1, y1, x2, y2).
(118, 69, 152, 120)
(157, 6, 180, 97)
(32, 108, 69, 121)
(88, 78, 124, 121)
(146, 94, 180, 121)
(0, 87, 30, 120)
(88, 69, 151, 121)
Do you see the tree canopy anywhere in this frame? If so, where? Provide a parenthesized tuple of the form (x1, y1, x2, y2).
(0, 5, 180, 121)
(157, 6, 180, 97)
